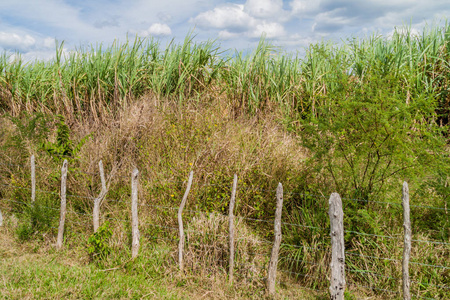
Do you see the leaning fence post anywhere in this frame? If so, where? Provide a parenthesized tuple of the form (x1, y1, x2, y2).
(93, 160, 107, 232)
(131, 168, 140, 259)
(56, 160, 68, 250)
(329, 192, 345, 300)
(402, 182, 411, 300)
(267, 183, 284, 295)
(228, 174, 238, 283)
(31, 155, 36, 202)
(178, 171, 194, 272)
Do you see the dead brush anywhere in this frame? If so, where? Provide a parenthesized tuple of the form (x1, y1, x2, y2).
(183, 212, 269, 287)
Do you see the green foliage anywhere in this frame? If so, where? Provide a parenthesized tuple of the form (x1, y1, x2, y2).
(41, 115, 90, 163)
(426, 164, 450, 205)
(149, 33, 223, 98)
(279, 198, 330, 291)
(87, 221, 113, 262)
(16, 195, 59, 242)
(8, 112, 50, 144)
(344, 290, 358, 300)
(8, 174, 29, 213)
(343, 207, 384, 245)
(16, 222, 34, 242)
(223, 38, 303, 115)
(416, 162, 450, 239)
(29, 200, 58, 232)
(4, 112, 50, 161)
(2, 112, 89, 165)
(301, 72, 447, 199)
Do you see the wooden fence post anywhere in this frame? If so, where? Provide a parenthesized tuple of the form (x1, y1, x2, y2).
(31, 155, 35, 202)
(93, 160, 107, 232)
(131, 168, 140, 259)
(228, 174, 238, 283)
(329, 192, 345, 300)
(402, 182, 411, 300)
(0, 209, 3, 226)
(178, 171, 194, 272)
(56, 159, 68, 250)
(267, 183, 284, 295)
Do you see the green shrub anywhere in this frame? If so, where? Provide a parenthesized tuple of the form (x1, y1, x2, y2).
(16, 222, 34, 241)
(41, 115, 90, 162)
(301, 72, 447, 200)
(15, 196, 58, 242)
(87, 221, 113, 262)
(4, 112, 50, 162)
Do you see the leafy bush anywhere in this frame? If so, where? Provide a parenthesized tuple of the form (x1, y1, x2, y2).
(41, 115, 90, 162)
(87, 221, 113, 262)
(301, 72, 447, 200)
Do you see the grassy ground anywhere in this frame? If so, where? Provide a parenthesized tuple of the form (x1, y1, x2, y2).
(0, 225, 322, 300)
(0, 227, 177, 299)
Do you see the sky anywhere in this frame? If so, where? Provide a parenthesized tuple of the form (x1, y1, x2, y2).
(0, 0, 449, 61)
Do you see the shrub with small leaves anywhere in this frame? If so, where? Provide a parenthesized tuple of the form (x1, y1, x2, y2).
(87, 221, 112, 262)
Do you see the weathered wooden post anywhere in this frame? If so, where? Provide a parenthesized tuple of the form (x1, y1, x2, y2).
(228, 174, 238, 283)
(329, 192, 345, 300)
(56, 159, 68, 250)
(178, 171, 194, 272)
(402, 182, 411, 300)
(31, 155, 36, 203)
(93, 160, 107, 232)
(0, 209, 3, 226)
(131, 168, 140, 259)
(267, 183, 284, 295)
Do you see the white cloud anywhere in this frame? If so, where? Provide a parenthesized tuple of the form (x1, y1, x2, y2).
(0, 1, 93, 36)
(313, 8, 353, 32)
(244, 0, 284, 19)
(157, 11, 173, 23)
(192, 4, 252, 31)
(0, 32, 35, 51)
(122, 0, 211, 25)
(191, 3, 286, 39)
(43, 37, 55, 49)
(249, 22, 286, 38)
(21, 49, 57, 62)
(144, 23, 172, 36)
(277, 33, 315, 48)
(218, 30, 239, 40)
(290, 0, 321, 17)
(94, 17, 121, 29)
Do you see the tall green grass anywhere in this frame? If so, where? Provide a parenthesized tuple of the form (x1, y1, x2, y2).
(0, 34, 224, 118)
(1, 24, 449, 123)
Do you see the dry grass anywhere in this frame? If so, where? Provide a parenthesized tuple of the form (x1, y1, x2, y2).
(0, 95, 448, 299)
(184, 213, 267, 281)
(0, 90, 448, 298)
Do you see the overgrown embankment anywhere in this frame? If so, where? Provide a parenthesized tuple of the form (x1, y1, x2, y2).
(0, 25, 449, 299)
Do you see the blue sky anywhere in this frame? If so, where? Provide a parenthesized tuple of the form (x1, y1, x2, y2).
(0, 0, 449, 60)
